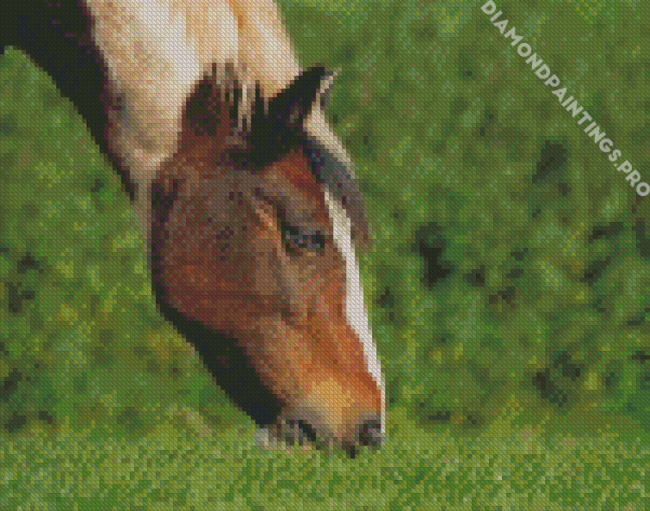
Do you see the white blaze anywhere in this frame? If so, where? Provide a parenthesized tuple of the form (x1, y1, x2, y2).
(324, 189, 386, 438)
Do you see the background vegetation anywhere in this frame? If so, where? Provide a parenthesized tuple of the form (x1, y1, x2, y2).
(1, 0, 648, 509)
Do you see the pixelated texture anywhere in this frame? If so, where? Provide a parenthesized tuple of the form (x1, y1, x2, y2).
(0, 0, 649, 509)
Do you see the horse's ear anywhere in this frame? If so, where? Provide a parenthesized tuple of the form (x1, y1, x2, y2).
(264, 66, 333, 128)
(244, 66, 334, 168)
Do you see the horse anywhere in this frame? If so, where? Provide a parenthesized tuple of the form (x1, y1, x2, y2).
(2, 0, 385, 456)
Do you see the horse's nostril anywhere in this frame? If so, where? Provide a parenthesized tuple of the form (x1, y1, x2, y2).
(357, 417, 383, 448)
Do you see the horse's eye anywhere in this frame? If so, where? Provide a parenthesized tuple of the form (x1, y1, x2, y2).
(282, 223, 326, 253)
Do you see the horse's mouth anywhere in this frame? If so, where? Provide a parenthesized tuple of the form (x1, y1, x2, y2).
(274, 418, 322, 451)
(256, 421, 317, 453)
(285, 419, 319, 446)
(257, 418, 366, 458)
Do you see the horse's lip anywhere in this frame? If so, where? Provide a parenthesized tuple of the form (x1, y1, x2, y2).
(258, 417, 382, 458)
(294, 419, 319, 445)
(277, 418, 364, 458)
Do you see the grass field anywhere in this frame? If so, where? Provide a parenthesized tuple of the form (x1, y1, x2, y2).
(0, 0, 648, 509)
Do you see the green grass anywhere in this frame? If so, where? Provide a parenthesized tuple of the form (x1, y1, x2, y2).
(1, 0, 649, 509)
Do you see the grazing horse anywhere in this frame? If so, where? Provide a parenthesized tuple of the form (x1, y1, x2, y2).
(3, 0, 385, 455)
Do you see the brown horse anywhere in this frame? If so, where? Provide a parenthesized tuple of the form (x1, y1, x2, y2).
(4, 0, 385, 456)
